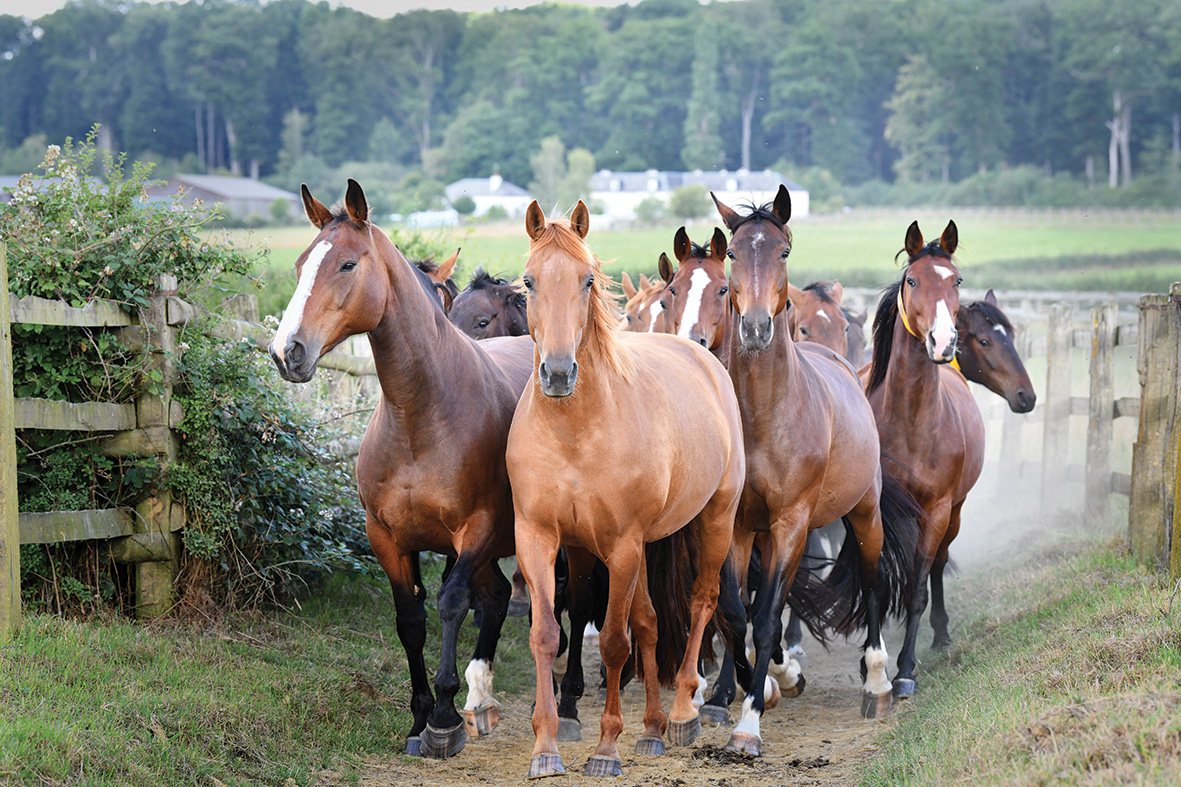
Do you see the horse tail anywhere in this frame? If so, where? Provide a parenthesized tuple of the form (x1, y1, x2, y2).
(875, 473, 924, 620)
(638, 526, 698, 688)
(785, 528, 848, 645)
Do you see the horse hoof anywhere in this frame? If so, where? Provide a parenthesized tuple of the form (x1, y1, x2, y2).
(404, 735, 423, 757)
(508, 598, 530, 617)
(932, 637, 951, 651)
(667, 715, 701, 747)
(635, 735, 665, 756)
(724, 731, 762, 757)
(861, 690, 892, 719)
(557, 716, 582, 742)
(422, 722, 466, 759)
(782, 673, 806, 699)
(464, 702, 501, 738)
(528, 753, 566, 779)
(892, 678, 916, 699)
(699, 703, 731, 725)
(584, 755, 623, 777)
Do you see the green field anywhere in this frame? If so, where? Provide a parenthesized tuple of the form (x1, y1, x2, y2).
(233, 210, 1181, 318)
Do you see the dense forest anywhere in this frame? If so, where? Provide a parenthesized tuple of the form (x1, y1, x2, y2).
(1, 0, 1179, 212)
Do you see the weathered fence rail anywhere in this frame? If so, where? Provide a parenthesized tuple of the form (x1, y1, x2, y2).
(1, 242, 377, 639)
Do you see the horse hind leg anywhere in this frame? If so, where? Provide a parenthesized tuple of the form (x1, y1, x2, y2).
(930, 503, 962, 650)
(846, 496, 892, 719)
(421, 548, 479, 759)
(463, 558, 511, 739)
(629, 555, 668, 757)
(556, 547, 597, 742)
(701, 549, 753, 725)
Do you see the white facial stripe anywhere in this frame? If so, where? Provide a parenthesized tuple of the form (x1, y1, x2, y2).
(933, 265, 954, 279)
(677, 268, 711, 339)
(271, 240, 332, 360)
(932, 299, 956, 351)
(993, 324, 1008, 336)
(647, 299, 664, 333)
(818, 310, 831, 322)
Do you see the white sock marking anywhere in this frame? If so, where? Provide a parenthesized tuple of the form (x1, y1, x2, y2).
(677, 268, 711, 340)
(933, 264, 954, 280)
(863, 643, 891, 696)
(464, 658, 497, 710)
(271, 240, 332, 361)
(768, 655, 801, 691)
(692, 672, 708, 709)
(732, 696, 761, 739)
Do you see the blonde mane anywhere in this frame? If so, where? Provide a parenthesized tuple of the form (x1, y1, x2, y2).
(529, 221, 635, 381)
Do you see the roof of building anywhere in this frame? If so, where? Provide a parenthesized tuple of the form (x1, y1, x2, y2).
(162, 174, 298, 200)
(445, 175, 531, 200)
(589, 169, 804, 193)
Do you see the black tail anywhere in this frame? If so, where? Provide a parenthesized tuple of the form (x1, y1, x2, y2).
(787, 474, 924, 638)
(639, 527, 697, 687)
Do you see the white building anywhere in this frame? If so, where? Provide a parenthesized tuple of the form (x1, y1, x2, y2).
(589, 168, 809, 222)
(445, 174, 533, 218)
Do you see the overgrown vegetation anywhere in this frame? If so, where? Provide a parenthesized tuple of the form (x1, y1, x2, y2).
(3, 130, 372, 614)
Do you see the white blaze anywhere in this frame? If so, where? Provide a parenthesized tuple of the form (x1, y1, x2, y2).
(931, 299, 956, 357)
(993, 324, 1008, 336)
(933, 265, 954, 280)
(271, 240, 332, 361)
(677, 268, 712, 340)
(647, 299, 664, 333)
(818, 309, 831, 322)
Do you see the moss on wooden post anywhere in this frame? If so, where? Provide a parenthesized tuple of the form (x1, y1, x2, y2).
(1, 243, 21, 641)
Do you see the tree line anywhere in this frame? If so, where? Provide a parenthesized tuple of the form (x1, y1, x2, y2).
(1, 0, 1179, 211)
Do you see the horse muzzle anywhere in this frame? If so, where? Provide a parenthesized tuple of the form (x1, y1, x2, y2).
(269, 337, 319, 383)
(926, 331, 957, 365)
(539, 357, 578, 398)
(738, 314, 774, 353)
(1008, 388, 1036, 414)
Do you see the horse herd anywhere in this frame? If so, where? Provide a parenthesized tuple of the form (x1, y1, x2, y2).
(267, 179, 1037, 779)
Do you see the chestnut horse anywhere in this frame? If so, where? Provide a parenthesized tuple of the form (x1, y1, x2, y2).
(268, 180, 533, 759)
(620, 270, 669, 333)
(412, 248, 460, 311)
(956, 289, 1036, 413)
(701, 186, 920, 756)
(788, 281, 850, 359)
(657, 225, 732, 361)
(508, 200, 744, 778)
(863, 220, 986, 697)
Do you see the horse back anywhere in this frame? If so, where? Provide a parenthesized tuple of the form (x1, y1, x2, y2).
(477, 334, 535, 397)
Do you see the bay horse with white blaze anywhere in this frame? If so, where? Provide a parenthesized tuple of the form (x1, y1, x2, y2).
(268, 180, 533, 759)
(863, 220, 986, 697)
(508, 200, 744, 778)
(657, 225, 732, 361)
(700, 186, 920, 756)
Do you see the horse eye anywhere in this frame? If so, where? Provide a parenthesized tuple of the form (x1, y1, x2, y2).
(339, 260, 356, 272)
(800, 327, 810, 337)
(669, 287, 677, 296)
(726, 250, 735, 260)
(584, 277, 594, 290)
(780, 248, 790, 259)
(718, 286, 728, 296)
(522, 277, 534, 291)
(980, 337, 990, 347)
(955, 277, 963, 287)
(906, 277, 917, 287)
(477, 319, 490, 329)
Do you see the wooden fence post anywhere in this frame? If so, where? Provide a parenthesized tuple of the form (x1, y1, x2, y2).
(1085, 304, 1117, 528)
(1167, 283, 1181, 580)
(1042, 304, 1074, 512)
(0, 243, 20, 641)
(1129, 288, 1178, 567)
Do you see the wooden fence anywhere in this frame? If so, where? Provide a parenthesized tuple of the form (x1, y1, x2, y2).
(0, 242, 377, 639)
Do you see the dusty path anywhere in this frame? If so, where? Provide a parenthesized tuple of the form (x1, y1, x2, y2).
(359, 628, 901, 787)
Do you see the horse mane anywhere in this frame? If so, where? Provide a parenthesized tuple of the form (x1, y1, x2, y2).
(689, 241, 709, 259)
(531, 222, 634, 381)
(730, 201, 794, 248)
(866, 276, 905, 396)
(962, 298, 1013, 334)
(466, 266, 507, 290)
(895, 238, 952, 265)
(802, 281, 837, 305)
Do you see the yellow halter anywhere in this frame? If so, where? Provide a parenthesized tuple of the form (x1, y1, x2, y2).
(897, 286, 960, 370)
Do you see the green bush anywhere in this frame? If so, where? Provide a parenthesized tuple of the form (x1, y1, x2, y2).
(452, 194, 476, 215)
(669, 184, 711, 219)
(634, 196, 667, 224)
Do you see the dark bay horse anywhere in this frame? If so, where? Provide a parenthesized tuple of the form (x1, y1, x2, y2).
(658, 225, 732, 360)
(863, 220, 986, 698)
(955, 289, 1036, 413)
(268, 180, 533, 759)
(508, 200, 744, 778)
(702, 186, 919, 755)
(449, 266, 529, 340)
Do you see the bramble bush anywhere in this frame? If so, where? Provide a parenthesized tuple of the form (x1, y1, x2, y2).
(2, 127, 373, 615)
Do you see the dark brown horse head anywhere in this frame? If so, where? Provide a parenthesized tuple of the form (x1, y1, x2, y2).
(270, 179, 393, 383)
(957, 290, 1036, 413)
(523, 199, 625, 397)
(787, 280, 849, 357)
(662, 226, 730, 350)
(712, 184, 793, 352)
(898, 220, 961, 364)
(449, 266, 529, 339)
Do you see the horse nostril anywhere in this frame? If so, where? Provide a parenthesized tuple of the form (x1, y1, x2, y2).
(286, 340, 305, 366)
(698, 337, 708, 348)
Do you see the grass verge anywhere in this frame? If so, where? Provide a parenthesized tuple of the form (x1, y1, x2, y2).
(0, 565, 536, 786)
(864, 536, 1181, 786)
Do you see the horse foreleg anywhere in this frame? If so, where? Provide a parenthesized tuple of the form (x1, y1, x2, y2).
(629, 553, 668, 757)
(894, 500, 948, 698)
(424, 547, 477, 759)
(463, 558, 511, 739)
(847, 490, 891, 718)
(930, 502, 962, 650)
(517, 519, 564, 778)
(368, 517, 434, 756)
(556, 546, 596, 742)
(587, 545, 642, 777)
(702, 546, 753, 725)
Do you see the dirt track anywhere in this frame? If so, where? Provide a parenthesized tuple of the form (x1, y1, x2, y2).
(358, 628, 901, 787)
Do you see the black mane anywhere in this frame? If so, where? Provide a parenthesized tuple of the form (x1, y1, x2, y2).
(689, 241, 710, 259)
(962, 298, 1013, 334)
(465, 266, 508, 291)
(866, 276, 905, 396)
(730, 202, 787, 234)
(896, 238, 953, 265)
(803, 281, 838, 305)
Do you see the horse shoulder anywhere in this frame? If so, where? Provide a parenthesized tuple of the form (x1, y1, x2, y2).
(478, 334, 536, 396)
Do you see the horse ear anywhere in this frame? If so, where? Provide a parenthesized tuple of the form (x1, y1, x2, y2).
(673, 226, 690, 262)
(345, 178, 369, 225)
(570, 200, 590, 239)
(439, 286, 453, 314)
(984, 288, 997, 306)
(301, 184, 333, 229)
(658, 252, 674, 284)
(621, 271, 637, 300)
(639, 274, 652, 289)
(852, 310, 867, 326)
(787, 283, 804, 307)
(904, 220, 924, 259)
(710, 226, 728, 260)
(525, 201, 546, 240)
(829, 280, 844, 305)
(940, 220, 958, 255)
(711, 192, 741, 231)
(772, 184, 792, 224)
(438, 248, 460, 280)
